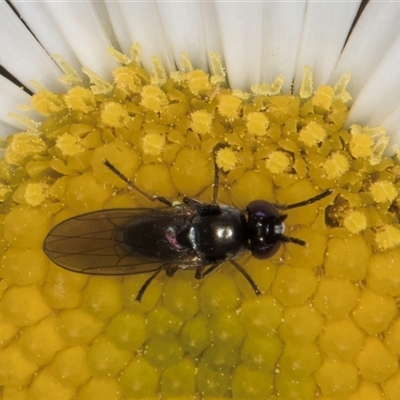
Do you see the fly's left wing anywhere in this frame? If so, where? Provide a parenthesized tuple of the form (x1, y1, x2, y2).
(43, 207, 190, 275)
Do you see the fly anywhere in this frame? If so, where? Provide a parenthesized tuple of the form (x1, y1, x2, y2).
(43, 147, 332, 301)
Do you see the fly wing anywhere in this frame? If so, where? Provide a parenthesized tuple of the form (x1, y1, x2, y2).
(43, 207, 191, 275)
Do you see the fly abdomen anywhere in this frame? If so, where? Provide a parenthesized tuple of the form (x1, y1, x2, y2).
(121, 219, 189, 261)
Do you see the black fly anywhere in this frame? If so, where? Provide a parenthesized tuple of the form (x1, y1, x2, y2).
(43, 148, 331, 301)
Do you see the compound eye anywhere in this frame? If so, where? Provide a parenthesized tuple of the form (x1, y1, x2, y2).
(247, 200, 280, 219)
(251, 241, 281, 259)
(247, 200, 283, 259)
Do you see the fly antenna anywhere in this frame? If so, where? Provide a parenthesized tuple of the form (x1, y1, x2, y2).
(279, 234, 306, 246)
(275, 189, 332, 211)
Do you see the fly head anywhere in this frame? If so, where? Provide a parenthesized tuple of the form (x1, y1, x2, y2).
(246, 200, 306, 259)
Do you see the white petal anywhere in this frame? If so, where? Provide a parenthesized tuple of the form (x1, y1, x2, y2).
(116, 1, 175, 72)
(90, 1, 121, 51)
(347, 33, 400, 142)
(156, 1, 209, 71)
(0, 75, 37, 133)
(339, 2, 400, 155)
(382, 103, 400, 155)
(261, 1, 306, 93)
(11, 1, 83, 77)
(42, 1, 119, 81)
(104, 2, 132, 54)
(293, 0, 361, 92)
(201, 2, 223, 58)
(215, 2, 264, 90)
(331, 2, 400, 99)
(0, 120, 18, 138)
(0, 1, 64, 92)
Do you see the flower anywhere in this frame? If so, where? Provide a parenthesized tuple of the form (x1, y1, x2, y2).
(1, 2, 400, 400)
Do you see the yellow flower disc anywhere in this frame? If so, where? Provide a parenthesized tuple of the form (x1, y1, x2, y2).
(0, 48, 400, 400)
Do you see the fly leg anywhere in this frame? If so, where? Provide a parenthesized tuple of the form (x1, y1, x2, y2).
(136, 264, 189, 302)
(183, 197, 221, 216)
(104, 160, 173, 207)
(165, 265, 181, 277)
(182, 197, 202, 206)
(136, 268, 163, 302)
(195, 263, 223, 279)
(229, 260, 261, 295)
(195, 261, 261, 296)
